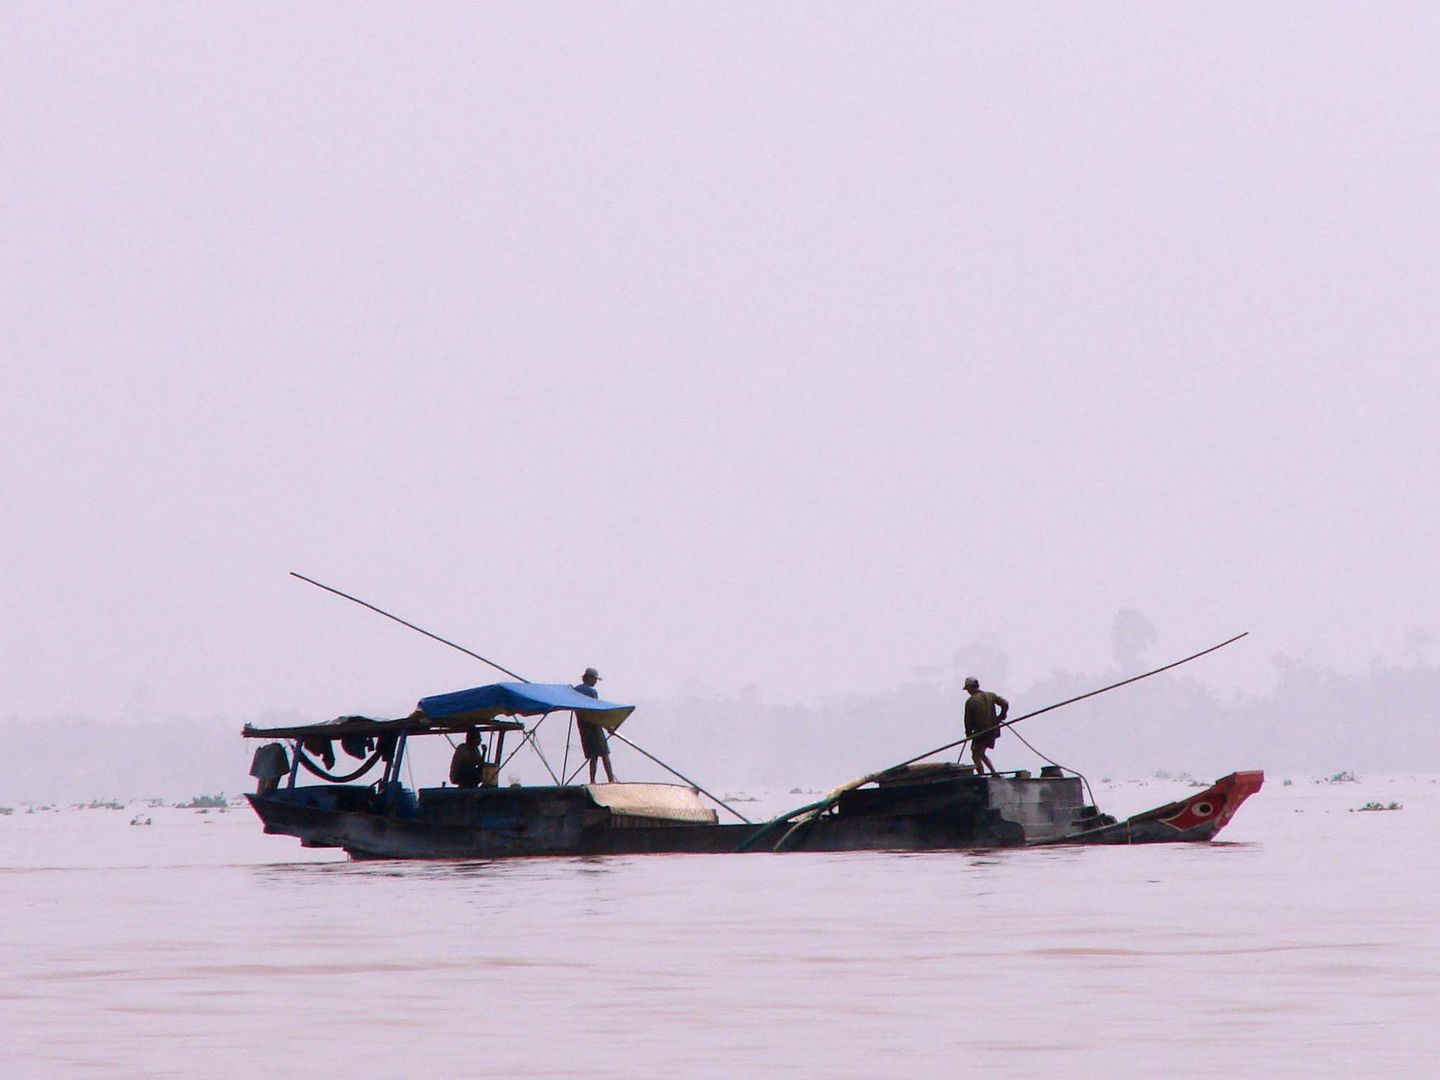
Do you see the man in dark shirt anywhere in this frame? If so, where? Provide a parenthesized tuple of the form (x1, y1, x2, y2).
(574, 666, 617, 783)
(963, 677, 1009, 777)
(449, 729, 486, 788)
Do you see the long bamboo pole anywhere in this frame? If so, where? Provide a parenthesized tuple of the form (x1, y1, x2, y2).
(888, 631, 1249, 774)
(290, 572, 528, 681)
(608, 731, 752, 824)
(290, 571, 752, 823)
(739, 631, 1249, 851)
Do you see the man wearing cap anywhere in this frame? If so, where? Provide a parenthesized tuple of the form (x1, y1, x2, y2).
(963, 677, 1009, 777)
(573, 666, 617, 783)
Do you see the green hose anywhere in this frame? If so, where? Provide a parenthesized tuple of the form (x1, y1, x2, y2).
(734, 796, 834, 852)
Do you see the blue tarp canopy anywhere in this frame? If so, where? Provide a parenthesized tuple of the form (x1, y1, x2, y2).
(417, 682, 634, 731)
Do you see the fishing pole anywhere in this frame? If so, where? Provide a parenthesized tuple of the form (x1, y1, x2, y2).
(740, 631, 1249, 851)
(290, 571, 752, 823)
(900, 631, 1250, 774)
(289, 572, 528, 681)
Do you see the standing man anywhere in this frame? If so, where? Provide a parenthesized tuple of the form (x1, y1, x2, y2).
(573, 666, 617, 783)
(962, 676, 1009, 777)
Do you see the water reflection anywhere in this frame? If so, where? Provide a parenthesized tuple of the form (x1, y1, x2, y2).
(252, 856, 541, 883)
(8, 779, 1440, 1080)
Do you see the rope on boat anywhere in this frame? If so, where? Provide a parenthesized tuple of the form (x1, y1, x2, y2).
(738, 632, 1249, 853)
(295, 746, 385, 784)
(1005, 727, 1097, 810)
(494, 711, 554, 777)
(561, 710, 574, 783)
(513, 713, 562, 784)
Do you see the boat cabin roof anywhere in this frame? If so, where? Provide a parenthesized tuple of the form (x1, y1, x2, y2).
(242, 714, 525, 740)
(242, 681, 635, 740)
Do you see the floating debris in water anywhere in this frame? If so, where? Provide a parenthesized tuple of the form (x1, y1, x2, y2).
(178, 794, 228, 809)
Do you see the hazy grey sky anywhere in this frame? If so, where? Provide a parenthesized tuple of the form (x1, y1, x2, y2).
(5, 4, 1438, 729)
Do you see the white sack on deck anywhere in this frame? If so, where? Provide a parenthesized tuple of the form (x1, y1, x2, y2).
(584, 783, 718, 824)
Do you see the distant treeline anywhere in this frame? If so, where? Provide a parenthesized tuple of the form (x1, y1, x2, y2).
(629, 655, 1440, 790)
(2, 655, 1436, 803)
(0, 717, 247, 805)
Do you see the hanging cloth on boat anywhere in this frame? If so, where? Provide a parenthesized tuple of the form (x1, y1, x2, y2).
(295, 743, 385, 784)
(302, 736, 336, 769)
(340, 733, 374, 760)
(249, 742, 289, 781)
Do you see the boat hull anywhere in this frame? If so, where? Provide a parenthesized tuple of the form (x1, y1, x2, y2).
(247, 769, 1263, 859)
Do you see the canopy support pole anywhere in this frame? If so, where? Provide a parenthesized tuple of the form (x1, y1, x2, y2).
(561, 713, 574, 785)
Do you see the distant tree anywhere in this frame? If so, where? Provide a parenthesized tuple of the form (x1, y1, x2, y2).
(1404, 627, 1433, 667)
(949, 639, 1011, 690)
(1111, 608, 1157, 669)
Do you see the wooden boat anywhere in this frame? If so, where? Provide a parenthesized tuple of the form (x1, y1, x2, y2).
(243, 681, 1263, 859)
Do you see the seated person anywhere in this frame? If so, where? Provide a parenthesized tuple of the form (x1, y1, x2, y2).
(448, 729, 487, 789)
(249, 742, 289, 795)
